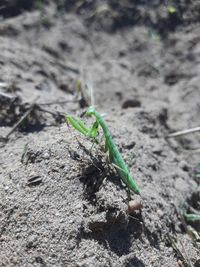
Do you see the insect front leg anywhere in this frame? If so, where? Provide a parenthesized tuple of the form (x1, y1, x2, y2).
(66, 115, 90, 136)
(87, 120, 99, 138)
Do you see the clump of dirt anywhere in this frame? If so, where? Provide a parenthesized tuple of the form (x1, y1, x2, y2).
(0, 93, 22, 126)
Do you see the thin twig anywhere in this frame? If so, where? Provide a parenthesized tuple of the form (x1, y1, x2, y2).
(0, 91, 15, 99)
(5, 104, 35, 139)
(167, 126, 200, 138)
(179, 239, 193, 267)
(166, 234, 192, 267)
(38, 99, 79, 106)
(36, 105, 66, 117)
(1, 101, 67, 141)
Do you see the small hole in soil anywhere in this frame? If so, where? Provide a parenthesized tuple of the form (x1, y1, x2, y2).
(122, 99, 141, 109)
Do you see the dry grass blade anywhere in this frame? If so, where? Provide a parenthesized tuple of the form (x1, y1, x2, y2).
(167, 126, 200, 138)
(166, 234, 193, 267)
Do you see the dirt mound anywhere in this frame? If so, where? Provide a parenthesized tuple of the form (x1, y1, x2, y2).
(0, 1, 199, 266)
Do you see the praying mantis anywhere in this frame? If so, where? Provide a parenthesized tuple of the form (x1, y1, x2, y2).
(66, 106, 140, 195)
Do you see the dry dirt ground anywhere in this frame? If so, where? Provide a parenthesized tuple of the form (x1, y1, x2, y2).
(0, 1, 200, 267)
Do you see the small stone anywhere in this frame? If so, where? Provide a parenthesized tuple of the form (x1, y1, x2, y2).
(128, 200, 143, 214)
(29, 171, 37, 177)
(175, 177, 188, 192)
(157, 209, 164, 217)
(4, 186, 9, 191)
(43, 152, 50, 159)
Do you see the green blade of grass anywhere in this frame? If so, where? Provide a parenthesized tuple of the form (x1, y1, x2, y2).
(184, 213, 200, 222)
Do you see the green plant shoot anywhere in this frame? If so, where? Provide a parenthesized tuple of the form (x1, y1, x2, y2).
(184, 213, 200, 222)
(167, 6, 177, 14)
(66, 106, 140, 195)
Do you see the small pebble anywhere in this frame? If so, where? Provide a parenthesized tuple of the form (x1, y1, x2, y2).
(4, 186, 9, 191)
(157, 208, 164, 217)
(128, 199, 142, 214)
(43, 152, 50, 159)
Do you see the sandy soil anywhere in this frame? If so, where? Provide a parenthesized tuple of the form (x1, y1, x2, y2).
(0, 1, 200, 266)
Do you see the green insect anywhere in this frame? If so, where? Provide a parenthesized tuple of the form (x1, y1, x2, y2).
(66, 106, 140, 195)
